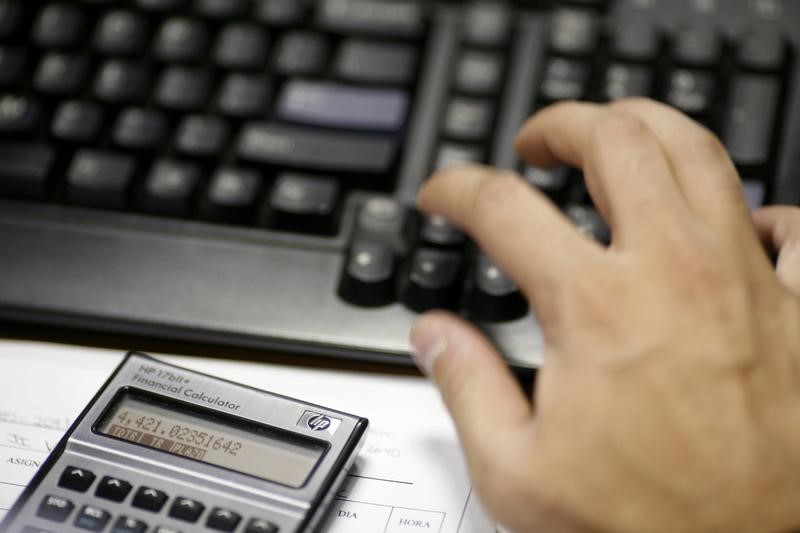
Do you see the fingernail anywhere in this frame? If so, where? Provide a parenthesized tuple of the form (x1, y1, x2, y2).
(409, 320, 448, 376)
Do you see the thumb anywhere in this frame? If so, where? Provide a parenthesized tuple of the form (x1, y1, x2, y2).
(752, 206, 800, 295)
(409, 311, 532, 461)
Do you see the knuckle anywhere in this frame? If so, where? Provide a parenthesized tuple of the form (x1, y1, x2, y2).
(470, 172, 527, 221)
(690, 127, 730, 161)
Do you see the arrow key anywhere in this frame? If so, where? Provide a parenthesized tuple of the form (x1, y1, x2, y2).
(132, 486, 168, 512)
(58, 466, 96, 492)
(169, 497, 205, 523)
(96, 475, 132, 502)
(207, 507, 241, 531)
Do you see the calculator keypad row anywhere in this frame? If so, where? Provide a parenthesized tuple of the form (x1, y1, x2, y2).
(29, 465, 280, 533)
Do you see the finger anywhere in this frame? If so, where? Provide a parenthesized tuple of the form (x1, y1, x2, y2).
(515, 101, 689, 246)
(608, 98, 750, 229)
(752, 206, 800, 293)
(418, 165, 602, 307)
(409, 311, 532, 466)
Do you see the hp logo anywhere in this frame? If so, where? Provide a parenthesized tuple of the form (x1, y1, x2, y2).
(306, 414, 332, 431)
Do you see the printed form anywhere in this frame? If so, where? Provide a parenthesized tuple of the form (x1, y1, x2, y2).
(0, 340, 496, 533)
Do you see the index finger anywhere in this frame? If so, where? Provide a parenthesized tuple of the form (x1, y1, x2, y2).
(418, 165, 603, 313)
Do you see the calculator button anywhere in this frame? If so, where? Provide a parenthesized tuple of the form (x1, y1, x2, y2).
(112, 516, 148, 533)
(96, 476, 132, 502)
(74, 504, 111, 531)
(58, 466, 95, 492)
(169, 497, 205, 522)
(36, 494, 75, 522)
(153, 527, 182, 533)
(245, 518, 279, 533)
(207, 508, 241, 531)
(132, 486, 168, 512)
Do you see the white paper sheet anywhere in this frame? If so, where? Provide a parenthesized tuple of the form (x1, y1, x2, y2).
(0, 340, 496, 532)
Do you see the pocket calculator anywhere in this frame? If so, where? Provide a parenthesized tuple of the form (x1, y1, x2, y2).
(1, 352, 368, 533)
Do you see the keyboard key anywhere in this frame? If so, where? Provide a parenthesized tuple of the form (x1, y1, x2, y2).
(113, 108, 168, 151)
(339, 241, 397, 307)
(463, 2, 511, 48)
(442, 97, 494, 142)
(74, 504, 111, 531)
(273, 31, 329, 76)
(0, 94, 40, 135)
(672, 20, 722, 67)
(174, 115, 229, 157)
(201, 167, 261, 223)
(540, 57, 589, 102)
(138, 0, 188, 11)
(434, 142, 483, 170)
(214, 24, 269, 70)
(37, 495, 75, 523)
(195, 0, 248, 19)
(94, 11, 149, 55)
(169, 497, 204, 522)
(722, 75, 780, 168)
(0, 0, 22, 39)
(155, 66, 212, 111)
(608, 17, 660, 62)
(601, 63, 653, 101)
(453, 51, 504, 95)
(58, 467, 96, 492)
(112, 516, 147, 533)
(32, 4, 85, 48)
(466, 253, 527, 322)
(277, 80, 409, 132)
(245, 518, 279, 533)
(140, 159, 200, 216)
(0, 46, 25, 88)
(420, 214, 466, 248)
(664, 69, 715, 116)
(33, 53, 89, 96)
(256, 0, 308, 27)
(356, 197, 408, 245)
(742, 180, 765, 210)
(266, 173, 340, 234)
(215, 74, 271, 118)
(523, 165, 570, 203)
(155, 18, 209, 63)
(67, 150, 135, 209)
(403, 248, 464, 312)
(549, 8, 598, 57)
(52, 101, 104, 143)
(94, 60, 150, 104)
(566, 204, 610, 244)
(0, 142, 53, 199)
(237, 123, 397, 175)
(132, 486, 168, 512)
(317, 0, 424, 38)
(334, 39, 417, 85)
(737, 24, 787, 72)
(206, 507, 242, 532)
(95, 476, 132, 502)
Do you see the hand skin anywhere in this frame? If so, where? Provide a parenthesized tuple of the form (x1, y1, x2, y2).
(409, 98, 800, 533)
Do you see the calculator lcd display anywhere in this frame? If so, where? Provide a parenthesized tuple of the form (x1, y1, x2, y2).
(96, 391, 326, 488)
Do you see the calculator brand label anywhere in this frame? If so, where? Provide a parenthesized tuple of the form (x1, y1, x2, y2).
(298, 411, 341, 435)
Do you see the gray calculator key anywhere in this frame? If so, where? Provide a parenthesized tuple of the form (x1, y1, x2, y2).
(722, 75, 780, 168)
(334, 39, 417, 84)
(277, 80, 408, 132)
(36, 495, 75, 522)
(112, 516, 148, 533)
(75, 505, 111, 531)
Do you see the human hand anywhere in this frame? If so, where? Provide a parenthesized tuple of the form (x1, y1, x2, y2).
(410, 99, 800, 532)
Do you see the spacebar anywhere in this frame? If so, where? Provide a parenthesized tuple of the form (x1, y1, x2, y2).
(236, 123, 398, 174)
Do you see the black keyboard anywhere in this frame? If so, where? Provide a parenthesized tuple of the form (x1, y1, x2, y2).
(0, 0, 797, 369)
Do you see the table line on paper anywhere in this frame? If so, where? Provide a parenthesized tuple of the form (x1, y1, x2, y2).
(346, 473, 414, 485)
